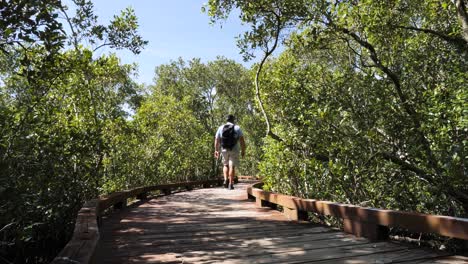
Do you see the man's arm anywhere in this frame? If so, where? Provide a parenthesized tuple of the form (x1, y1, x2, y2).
(239, 136, 246, 158)
(214, 137, 220, 158)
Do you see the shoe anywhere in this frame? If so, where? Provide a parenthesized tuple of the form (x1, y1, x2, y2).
(229, 183, 234, 190)
(223, 180, 228, 188)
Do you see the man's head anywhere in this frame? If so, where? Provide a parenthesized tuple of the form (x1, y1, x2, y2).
(226, 114, 235, 123)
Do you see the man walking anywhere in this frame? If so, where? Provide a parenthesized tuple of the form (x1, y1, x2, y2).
(214, 114, 246, 190)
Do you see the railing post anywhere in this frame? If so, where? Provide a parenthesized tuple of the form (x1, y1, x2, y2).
(217, 179, 223, 186)
(246, 186, 255, 201)
(136, 192, 148, 200)
(343, 219, 389, 241)
(113, 199, 127, 210)
(97, 216, 102, 227)
(255, 197, 269, 208)
(283, 207, 308, 221)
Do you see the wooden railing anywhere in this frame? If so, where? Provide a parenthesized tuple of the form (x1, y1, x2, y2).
(237, 175, 261, 181)
(52, 179, 221, 264)
(247, 182, 468, 241)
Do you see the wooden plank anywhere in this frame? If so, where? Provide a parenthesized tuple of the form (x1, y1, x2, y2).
(52, 239, 99, 264)
(98, 230, 350, 255)
(104, 222, 326, 236)
(111, 241, 405, 264)
(416, 255, 468, 264)
(103, 218, 319, 230)
(98, 234, 369, 259)
(312, 245, 450, 264)
(101, 226, 334, 245)
(99, 228, 342, 250)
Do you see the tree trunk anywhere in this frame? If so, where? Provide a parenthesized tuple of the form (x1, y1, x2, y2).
(455, 0, 468, 44)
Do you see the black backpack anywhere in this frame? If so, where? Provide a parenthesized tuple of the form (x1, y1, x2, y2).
(221, 124, 238, 150)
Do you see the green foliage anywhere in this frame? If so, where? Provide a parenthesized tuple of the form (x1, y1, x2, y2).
(134, 94, 212, 182)
(0, 1, 147, 262)
(0, 48, 140, 262)
(1, 40, 260, 262)
(2, 0, 466, 262)
(0, 0, 65, 52)
(150, 57, 262, 176)
(98, 56, 263, 194)
(107, 7, 148, 54)
(207, 0, 468, 219)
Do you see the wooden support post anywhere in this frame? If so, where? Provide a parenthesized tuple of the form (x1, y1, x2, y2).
(162, 189, 171, 195)
(256, 197, 269, 208)
(283, 207, 308, 221)
(343, 219, 389, 241)
(97, 216, 102, 228)
(113, 199, 127, 210)
(136, 192, 148, 200)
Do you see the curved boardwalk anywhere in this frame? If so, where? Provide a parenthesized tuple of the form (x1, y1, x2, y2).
(94, 183, 467, 264)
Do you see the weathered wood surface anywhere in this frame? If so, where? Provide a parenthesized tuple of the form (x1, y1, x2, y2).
(94, 183, 467, 264)
(52, 180, 220, 263)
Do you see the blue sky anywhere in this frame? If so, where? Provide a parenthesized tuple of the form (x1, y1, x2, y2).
(88, 0, 251, 85)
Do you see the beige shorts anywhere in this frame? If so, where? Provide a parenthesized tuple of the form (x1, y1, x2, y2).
(221, 148, 240, 167)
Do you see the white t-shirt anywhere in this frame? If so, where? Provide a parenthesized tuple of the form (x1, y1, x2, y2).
(215, 122, 243, 151)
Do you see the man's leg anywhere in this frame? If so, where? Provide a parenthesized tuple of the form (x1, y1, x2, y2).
(228, 165, 235, 189)
(221, 149, 229, 188)
(223, 165, 229, 188)
(229, 166, 235, 184)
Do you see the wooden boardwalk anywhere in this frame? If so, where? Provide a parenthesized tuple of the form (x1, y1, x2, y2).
(94, 183, 467, 264)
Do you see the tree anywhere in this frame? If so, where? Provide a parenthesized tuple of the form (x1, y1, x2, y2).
(205, 0, 310, 140)
(151, 57, 261, 176)
(0, 1, 146, 262)
(206, 0, 468, 216)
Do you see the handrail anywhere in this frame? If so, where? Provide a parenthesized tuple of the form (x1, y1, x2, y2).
(237, 175, 261, 180)
(52, 179, 221, 264)
(247, 182, 468, 241)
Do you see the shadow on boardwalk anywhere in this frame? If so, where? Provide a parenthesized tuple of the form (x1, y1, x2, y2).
(94, 183, 465, 264)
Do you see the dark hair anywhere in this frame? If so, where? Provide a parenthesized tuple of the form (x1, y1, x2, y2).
(226, 114, 235, 123)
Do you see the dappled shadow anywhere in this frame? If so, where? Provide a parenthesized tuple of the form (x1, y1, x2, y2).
(93, 183, 449, 264)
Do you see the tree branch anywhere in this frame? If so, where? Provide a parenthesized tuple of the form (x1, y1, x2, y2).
(381, 152, 433, 182)
(254, 10, 283, 142)
(59, 5, 79, 50)
(93, 42, 111, 52)
(396, 25, 467, 52)
(381, 151, 468, 214)
(337, 27, 441, 177)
